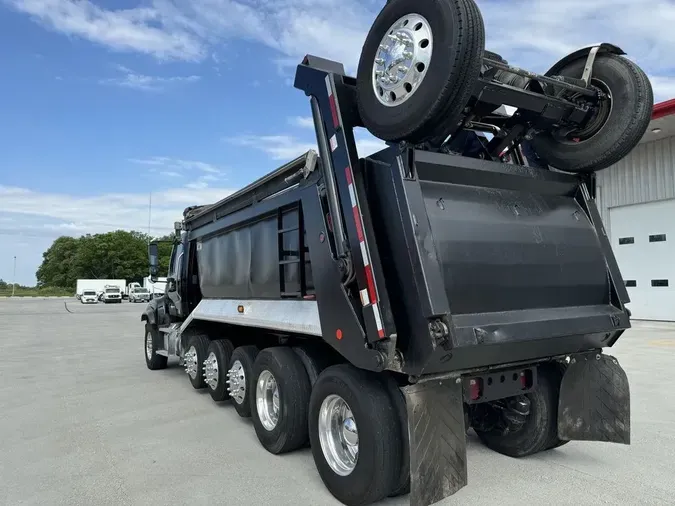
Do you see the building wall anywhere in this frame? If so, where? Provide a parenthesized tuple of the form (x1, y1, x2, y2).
(596, 136, 675, 238)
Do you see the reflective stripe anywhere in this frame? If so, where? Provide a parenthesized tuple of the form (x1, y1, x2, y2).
(344, 165, 386, 338)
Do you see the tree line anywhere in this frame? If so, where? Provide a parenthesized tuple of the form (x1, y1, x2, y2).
(35, 230, 175, 290)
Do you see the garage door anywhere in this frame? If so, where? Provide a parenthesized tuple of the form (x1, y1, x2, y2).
(609, 199, 675, 321)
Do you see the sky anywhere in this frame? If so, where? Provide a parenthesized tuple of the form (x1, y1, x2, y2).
(1, 0, 674, 286)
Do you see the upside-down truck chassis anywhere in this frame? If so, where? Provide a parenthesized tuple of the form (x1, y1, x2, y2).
(142, 53, 633, 506)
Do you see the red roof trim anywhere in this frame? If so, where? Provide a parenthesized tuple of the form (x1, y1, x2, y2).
(652, 99, 675, 120)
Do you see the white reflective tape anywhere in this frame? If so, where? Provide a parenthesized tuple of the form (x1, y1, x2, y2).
(360, 241, 369, 265)
(325, 75, 332, 97)
(348, 184, 357, 207)
(330, 135, 338, 151)
(359, 288, 370, 306)
(372, 302, 384, 331)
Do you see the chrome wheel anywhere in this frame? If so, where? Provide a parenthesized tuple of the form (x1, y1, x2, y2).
(145, 331, 153, 360)
(203, 352, 219, 390)
(184, 345, 198, 379)
(372, 13, 433, 107)
(318, 394, 359, 476)
(256, 370, 280, 431)
(227, 360, 246, 405)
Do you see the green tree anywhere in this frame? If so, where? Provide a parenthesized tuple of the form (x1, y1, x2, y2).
(36, 236, 80, 289)
(36, 229, 175, 289)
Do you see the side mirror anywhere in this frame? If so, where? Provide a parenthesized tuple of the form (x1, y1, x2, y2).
(148, 242, 159, 282)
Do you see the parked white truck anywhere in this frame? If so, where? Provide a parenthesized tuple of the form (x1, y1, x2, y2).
(101, 284, 123, 304)
(75, 279, 127, 300)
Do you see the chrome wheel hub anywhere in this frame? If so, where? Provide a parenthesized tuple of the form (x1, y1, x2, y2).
(256, 370, 280, 431)
(203, 352, 219, 390)
(145, 332, 153, 360)
(372, 13, 433, 107)
(227, 360, 246, 405)
(318, 394, 359, 476)
(184, 345, 198, 379)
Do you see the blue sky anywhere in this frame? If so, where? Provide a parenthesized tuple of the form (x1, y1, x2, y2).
(1, 0, 674, 286)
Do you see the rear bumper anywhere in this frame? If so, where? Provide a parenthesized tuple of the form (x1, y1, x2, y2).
(422, 305, 629, 375)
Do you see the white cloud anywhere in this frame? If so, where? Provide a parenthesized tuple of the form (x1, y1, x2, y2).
(288, 116, 314, 129)
(0, 184, 235, 239)
(8, 0, 674, 101)
(100, 64, 200, 91)
(227, 130, 387, 161)
(130, 156, 225, 175)
(5, 0, 205, 61)
(649, 76, 675, 102)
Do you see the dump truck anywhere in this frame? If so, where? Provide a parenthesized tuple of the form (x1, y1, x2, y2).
(140, 1, 653, 504)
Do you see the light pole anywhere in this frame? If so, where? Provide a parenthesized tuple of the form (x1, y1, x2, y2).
(11, 255, 16, 297)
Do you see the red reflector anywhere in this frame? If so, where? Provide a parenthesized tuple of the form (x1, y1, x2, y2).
(520, 371, 527, 389)
(469, 378, 482, 401)
(329, 94, 339, 127)
(336, 329, 343, 340)
(364, 265, 377, 304)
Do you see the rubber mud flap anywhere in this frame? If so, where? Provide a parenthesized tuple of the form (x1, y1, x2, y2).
(558, 354, 630, 444)
(402, 379, 467, 506)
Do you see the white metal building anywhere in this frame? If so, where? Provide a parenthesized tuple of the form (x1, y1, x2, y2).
(596, 99, 675, 321)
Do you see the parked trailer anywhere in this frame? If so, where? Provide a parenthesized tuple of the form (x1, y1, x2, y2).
(140, 1, 647, 504)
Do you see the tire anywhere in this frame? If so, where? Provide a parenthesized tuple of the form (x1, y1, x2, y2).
(227, 345, 259, 418)
(204, 339, 235, 402)
(530, 53, 654, 173)
(144, 323, 168, 370)
(292, 344, 333, 388)
(356, 0, 485, 144)
(309, 365, 402, 506)
(474, 364, 566, 458)
(184, 334, 210, 390)
(542, 362, 570, 451)
(250, 347, 311, 454)
(380, 374, 410, 498)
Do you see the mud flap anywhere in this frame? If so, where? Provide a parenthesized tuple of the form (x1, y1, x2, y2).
(402, 379, 467, 506)
(558, 353, 630, 444)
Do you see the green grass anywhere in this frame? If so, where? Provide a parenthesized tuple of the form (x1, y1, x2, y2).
(0, 287, 73, 297)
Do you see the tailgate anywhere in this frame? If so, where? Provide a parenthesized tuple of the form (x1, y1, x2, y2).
(364, 149, 630, 376)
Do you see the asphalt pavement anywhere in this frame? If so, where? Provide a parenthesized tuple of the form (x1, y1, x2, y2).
(1, 298, 674, 505)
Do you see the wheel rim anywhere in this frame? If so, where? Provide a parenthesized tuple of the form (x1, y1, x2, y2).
(318, 394, 359, 476)
(372, 13, 433, 107)
(145, 332, 153, 360)
(227, 360, 246, 405)
(256, 370, 279, 431)
(203, 352, 219, 390)
(184, 345, 198, 379)
(557, 78, 613, 144)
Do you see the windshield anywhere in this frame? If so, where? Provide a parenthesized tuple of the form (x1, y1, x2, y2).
(105, 288, 119, 293)
(134, 288, 149, 293)
(83, 291, 96, 296)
